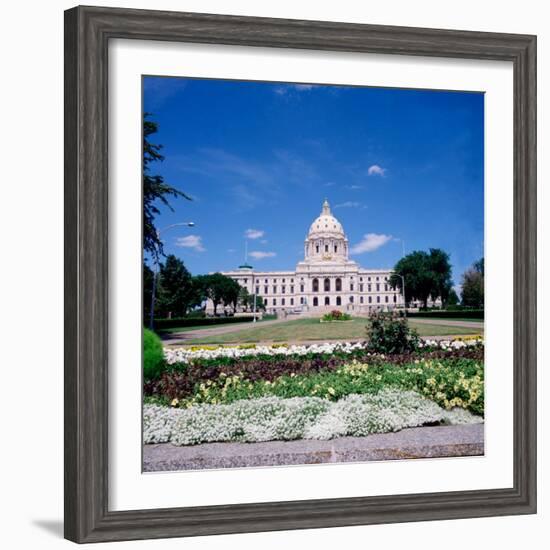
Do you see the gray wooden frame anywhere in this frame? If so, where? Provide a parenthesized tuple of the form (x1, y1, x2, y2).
(64, 5, 537, 543)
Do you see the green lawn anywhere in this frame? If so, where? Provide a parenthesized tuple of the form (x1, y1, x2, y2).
(183, 317, 483, 345)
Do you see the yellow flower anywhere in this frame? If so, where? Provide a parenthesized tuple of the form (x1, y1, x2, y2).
(328, 387, 336, 395)
(170, 398, 179, 407)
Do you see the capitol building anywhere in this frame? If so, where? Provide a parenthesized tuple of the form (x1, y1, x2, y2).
(220, 200, 406, 316)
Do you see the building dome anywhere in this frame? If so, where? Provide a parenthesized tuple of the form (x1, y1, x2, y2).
(308, 199, 345, 238)
(303, 200, 350, 264)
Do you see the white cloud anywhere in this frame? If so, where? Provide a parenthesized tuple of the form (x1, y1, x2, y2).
(175, 235, 205, 252)
(335, 201, 362, 209)
(245, 228, 265, 240)
(350, 233, 392, 254)
(249, 251, 276, 259)
(347, 184, 363, 190)
(274, 84, 314, 95)
(368, 164, 387, 177)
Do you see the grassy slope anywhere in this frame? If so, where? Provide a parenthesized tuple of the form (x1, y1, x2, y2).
(184, 317, 483, 344)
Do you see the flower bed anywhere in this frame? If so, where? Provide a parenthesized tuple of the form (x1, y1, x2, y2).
(143, 389, 482, 446)
(321, 310, 352, 322)
(145, 354, 484, 416)
(163, 338, 483, 365)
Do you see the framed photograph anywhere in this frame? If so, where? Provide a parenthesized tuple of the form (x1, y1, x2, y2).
(64, 5, 536, 543)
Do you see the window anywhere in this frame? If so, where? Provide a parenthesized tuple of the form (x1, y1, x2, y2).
(290, 286, 294, 294)
(264, 286, 268, 294)
(359, 284, 364, 292)
(325, 296, 330, 306)
(273, 279, 277, 283)
(316, 245, 319, 253)
(312, 278, 319, 292)
(290, 298, 294, 306)
(273, 286, 277, 293)
(282, 278, 286, 283)
(350, 283, 354, 291)
(393, 295, 397, 303)
(291, 279, 294, 283)
(300, 297, 305, 305)
(255, 287, 259, 294)
(360, 296, 364, 304)
(335, 278, 342, 292)
(377, 296, 381, 303)
(265, 299, 268, 306)
(350, 296, 354, 303)
(325, 244, 329, 252)
(376, 276, 379, 281)
(282, 286, 286, 294)
(385, 284, 388, 291)
(334, 245, 338, 253)
(264, 279, 268, 283)
(336, 296, 341, 306)
(360, 277, 363, 282)
(282, 298, 286, 306)
(273, 299, 277, 305)
(385, 295, 389, 303)
(324, 278, 330, 292)
(368, 277, 371, 281)
(368, 296, 372, 304)
(368, 284, 372, 292)
(313, 297, 318, 306)
(376, 283, 380, 292)
(300, 284, 304, 293)
(244, 278, 247, 283)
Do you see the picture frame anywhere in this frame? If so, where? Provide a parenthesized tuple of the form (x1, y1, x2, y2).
(64, 5, 537, 543)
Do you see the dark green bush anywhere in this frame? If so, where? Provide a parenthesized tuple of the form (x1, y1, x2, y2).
(366, 311, 420, 354)
(407, 309, 484, 319)
(143, 328, 165, 380)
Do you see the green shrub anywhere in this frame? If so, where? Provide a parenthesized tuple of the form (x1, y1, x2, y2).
(366, 311, 420, 354)
(143, 329, 165, 380)
(407, 309, 484, 319)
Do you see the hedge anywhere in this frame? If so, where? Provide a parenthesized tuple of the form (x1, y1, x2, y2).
(407, 310, 484, 320)
(153, 316, 256, 330)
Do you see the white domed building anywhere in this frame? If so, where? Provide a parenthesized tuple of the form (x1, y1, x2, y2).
(218, 200, 407, 316)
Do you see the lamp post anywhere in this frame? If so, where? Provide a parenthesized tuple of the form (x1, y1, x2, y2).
(149, 222, 195, 330)
(396, 274, 406, 314)
(252, 272, 257, 323)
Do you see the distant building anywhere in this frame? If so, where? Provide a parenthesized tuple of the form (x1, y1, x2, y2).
(212, 199, 437, 316)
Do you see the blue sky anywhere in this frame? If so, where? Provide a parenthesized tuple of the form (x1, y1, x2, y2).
(143, 76, 484, 287)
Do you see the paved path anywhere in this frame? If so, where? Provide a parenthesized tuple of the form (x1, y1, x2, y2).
(143, 424, 484, 471)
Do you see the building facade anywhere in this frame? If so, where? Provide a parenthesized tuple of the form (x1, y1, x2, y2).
(220, 200, 407, 316)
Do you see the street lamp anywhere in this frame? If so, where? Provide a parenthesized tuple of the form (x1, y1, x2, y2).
(149, 222, 195, 330)
(396, 274, 406, 314)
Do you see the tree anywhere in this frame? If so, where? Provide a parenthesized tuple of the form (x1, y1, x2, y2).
(197, 273, 241, 316)
(143, 113, 191, 261)
(447, 288, 460, 306)
(390, 248, 453, 309)
(143, 261, 155, 322)
(461, 257, 484, 308)
(427, 248, 453, 307)
(238, 287, 266, 312)
(158, 255, 195, 317)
